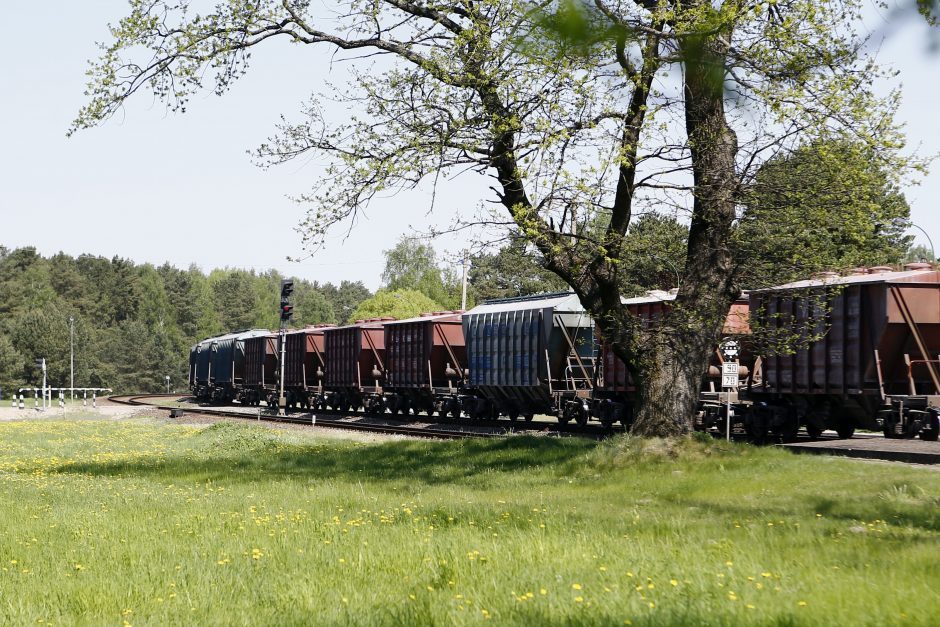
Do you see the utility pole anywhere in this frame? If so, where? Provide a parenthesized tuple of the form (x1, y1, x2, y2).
(69, 316, 75, 401)
(460, 250, 469, 311)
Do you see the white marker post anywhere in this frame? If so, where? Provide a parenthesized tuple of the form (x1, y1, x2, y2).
(719, 339, 741, 442)
(721, 362, 739, 441)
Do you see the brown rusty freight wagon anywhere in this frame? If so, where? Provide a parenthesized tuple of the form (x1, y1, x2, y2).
(240, 333, 279, 406)
(322, 319, 392, 414)
(383, 312, 467, 417)
(749, 264, 940, 440)
(282, 325, 332, 410)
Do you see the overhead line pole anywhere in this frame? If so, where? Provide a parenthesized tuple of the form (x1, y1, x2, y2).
(69, 316, 74, 402)
(461, 250, 469, 311)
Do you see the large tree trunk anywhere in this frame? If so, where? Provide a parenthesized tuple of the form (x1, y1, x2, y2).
(629, 29, 740, 437)
(631, 345, 706, 437)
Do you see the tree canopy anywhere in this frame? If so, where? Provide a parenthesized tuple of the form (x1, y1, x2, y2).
(0, 247, 371, 395)
(73, 0, 926, 435)
(736, 139, 913, 285)
(381, 238, 461, 309)
(348, 289, 445, 322)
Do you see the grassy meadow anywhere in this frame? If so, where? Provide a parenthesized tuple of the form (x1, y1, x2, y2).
(0, 416, 938, 626)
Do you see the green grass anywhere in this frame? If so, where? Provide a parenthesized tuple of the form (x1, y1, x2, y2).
(0, 418, 938, 626)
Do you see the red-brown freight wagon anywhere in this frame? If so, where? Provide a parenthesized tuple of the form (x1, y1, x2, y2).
(322, 318, 392, 413)
(283, 325, 332, 409)
(240, 333, 279, 406)
(592, 290, 752, 428)
(383, 312, 467, 417)
(749, 264, 940, 440)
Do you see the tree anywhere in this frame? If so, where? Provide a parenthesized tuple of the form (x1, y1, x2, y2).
(736, 139, 913, 285)
(617, 214, 689, 295)
(73, 0, 922, 436)
(468, 239, 569, 302)
(0, 334, 25, 397)
(318, 281, 373, 325)
(381, 238, 459, 308)
(209, 270, 261, 331)
(8, 301, 73, 387)
(349, 289, 445, 322)
(905, 244, 936, 264)
(292, 287, 336, 326)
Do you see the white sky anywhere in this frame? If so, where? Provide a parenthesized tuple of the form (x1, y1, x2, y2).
(0, 2, 937, 291)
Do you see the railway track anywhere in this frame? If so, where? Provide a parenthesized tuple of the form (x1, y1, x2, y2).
(109, 394, 616, 440)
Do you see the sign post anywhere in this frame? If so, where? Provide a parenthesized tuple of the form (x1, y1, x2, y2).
(719, 339, 740, 441)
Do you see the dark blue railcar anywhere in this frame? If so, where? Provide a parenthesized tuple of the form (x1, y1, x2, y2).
(461, 293, 595, 421)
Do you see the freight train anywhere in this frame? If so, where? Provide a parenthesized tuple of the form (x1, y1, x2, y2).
(189, 263, 940, 442)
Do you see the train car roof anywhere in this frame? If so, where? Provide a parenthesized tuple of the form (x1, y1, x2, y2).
(383, 311, 463, 325)
(755, 268, 940, 292)
(620, 289, 749, 305)
(466, 291, 586, 315)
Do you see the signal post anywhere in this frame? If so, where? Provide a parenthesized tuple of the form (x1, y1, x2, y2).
(278, 279, 294, 416)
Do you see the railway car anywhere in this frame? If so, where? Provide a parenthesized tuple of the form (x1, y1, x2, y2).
(462, 292, 595, 421)
(283, 324, 332, 410)
(322, 318, 393, 413)
(189, 337, 216, 400)
(383, 312, 466, 417)
(748, 264, 940, 441)
(239, 332, 279, 406)
(591, 290, 753, 429)
(192, 329, 270, 403)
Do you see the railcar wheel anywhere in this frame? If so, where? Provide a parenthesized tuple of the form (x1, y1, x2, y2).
(575, 406, 589, 428)
(835, 418, 855, 439)
(523, 413, 534, 423)
(778, 415, 799, 443)
(508, 410, 519, 422)
(919, 412, 939, 441)
(806, 424, 824, 439)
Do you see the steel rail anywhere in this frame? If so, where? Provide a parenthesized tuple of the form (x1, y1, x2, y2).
(108, 395, 614, 440)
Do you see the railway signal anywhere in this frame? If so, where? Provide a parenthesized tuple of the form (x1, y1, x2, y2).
(277, 279, 295, 415)
(279, 279, 294, 324)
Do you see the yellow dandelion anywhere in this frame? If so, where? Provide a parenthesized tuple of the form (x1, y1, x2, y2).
(540, 589, 547, 596)
(798, 601, 807, 607)
(574, 596, 584, 603)
(572, 583, 582, 590)
(670, 579, 678, 586)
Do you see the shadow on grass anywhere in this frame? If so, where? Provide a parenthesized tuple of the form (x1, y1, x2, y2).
(53, 433, 597, 487)
(663, 491, 940, 534)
